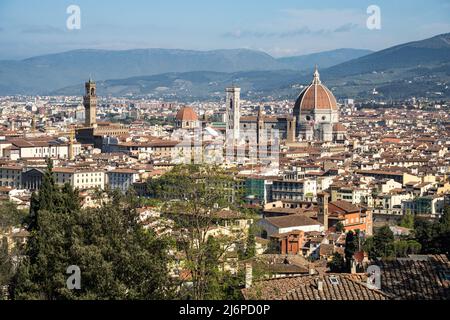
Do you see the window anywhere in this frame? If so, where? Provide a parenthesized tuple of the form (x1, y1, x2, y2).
(329, 276, 340, 285)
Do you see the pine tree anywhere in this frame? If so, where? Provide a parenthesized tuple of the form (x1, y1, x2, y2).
(344, 231, 357, 271)
(244, 233, 256, 259)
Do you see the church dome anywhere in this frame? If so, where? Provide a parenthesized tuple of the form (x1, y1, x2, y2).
(294, 68, 338, 112)
(176, 106, 198, 121)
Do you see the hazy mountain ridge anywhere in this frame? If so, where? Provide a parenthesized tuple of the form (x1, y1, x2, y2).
(3, 32, 450, 99)
(323, 33, 450, 78)
(0, 48, 371, 95)
(277, 48, 373, 72)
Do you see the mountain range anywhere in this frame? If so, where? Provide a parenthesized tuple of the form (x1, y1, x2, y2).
(1, 32, 450, 100)
(0, 48, 371, 95)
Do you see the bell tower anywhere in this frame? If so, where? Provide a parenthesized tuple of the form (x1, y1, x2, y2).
(226, 86, 241, 143)
(317, 192, 329, 232)
(83, 79, 97, 128)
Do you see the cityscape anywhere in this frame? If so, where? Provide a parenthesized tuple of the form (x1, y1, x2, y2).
(0, 0, 449, 312)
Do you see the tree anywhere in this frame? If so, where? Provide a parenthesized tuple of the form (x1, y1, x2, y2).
(0, 239, 13, 299)
(400, 212, 415, 229)
(12, 191, 171, 300)
(148, 164, 247, 300)
(414, 218, 440, 253)
(244, 233, 256, 259)
(438, 206, 450, 234)
(328, 253, 345, 273)
(364, 226, 395, 259)
(374, 225, 395, 258)
(413, 207, 450, 255)
(335, 222, 344, 233)
(344, 231, 357, 271)
(363, 236, 376, 260)
(0, 201, 26, 231)
(12, 179, 171, 300)
(0, 201, 27, 299)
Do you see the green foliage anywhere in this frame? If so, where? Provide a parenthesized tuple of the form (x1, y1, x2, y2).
(12, 198, 171, 300)
(400, 213, 415, 229)
(265, 239, 280, 255)
(147, 164, 241, 207)
(0, 201, 27, 230)
(27, 159, 80, 232)
(364, 226, 395, 259)
(364, 208, 450, 259)
(0, 201, 27, 297)
(11, 164, 171, 300)
(328, 252, 345, 273)
(392, 240, 422, 257)
(344, 231, 358, 270)
(414, 218, 441, 253)
(148, 165, 247, 300)
(244, 234, 256, 260)
(414, 208, 450, 255)
(439, 206, 450, 233)
(0, 239, 14, 296)
(335, 222, 344, 233)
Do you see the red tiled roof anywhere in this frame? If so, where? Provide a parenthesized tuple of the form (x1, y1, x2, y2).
(176, 106, 198, 121)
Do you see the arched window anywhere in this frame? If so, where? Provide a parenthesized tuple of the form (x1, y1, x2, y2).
(90, 88, 95, 96)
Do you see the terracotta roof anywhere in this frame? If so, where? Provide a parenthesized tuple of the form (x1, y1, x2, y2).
(333, 123, 347, 132)
(375, 255, 450, 300)
(242, 274, 388, 300)
(176, 106, 198, 121)
(265, 215, 321, 229)
(329, 200, 362, 214)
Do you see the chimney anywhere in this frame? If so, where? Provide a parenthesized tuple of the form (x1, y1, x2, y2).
(317, 279, 323, 291)
(351, 259, 357, 274)
(245, 263, 253, 289)
(309, 268, 315, 275)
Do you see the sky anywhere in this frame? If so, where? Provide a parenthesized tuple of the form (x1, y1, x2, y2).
(0, 0, 449, 60)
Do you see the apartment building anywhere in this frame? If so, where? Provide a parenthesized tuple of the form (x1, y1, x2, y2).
(53, 167, 106, 190)
(271, 178, 317, 203)
(106, 168, 140, 193)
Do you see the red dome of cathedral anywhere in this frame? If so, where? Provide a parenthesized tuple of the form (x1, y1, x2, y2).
(176, 106, 198, 121)
(294, 68, 338, 112)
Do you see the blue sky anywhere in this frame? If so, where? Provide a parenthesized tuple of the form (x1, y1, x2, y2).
(0, 0, 449, 60)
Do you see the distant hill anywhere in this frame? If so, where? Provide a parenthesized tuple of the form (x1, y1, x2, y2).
(53, 33, 450, 101)
(52, 70, 303, 101)
(2, 33, 450, 99)
(0, 48, 372, 95)
(277, 48, 372, 71)
(317, 33, 450, 99)
(324, 33, 450, 78)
